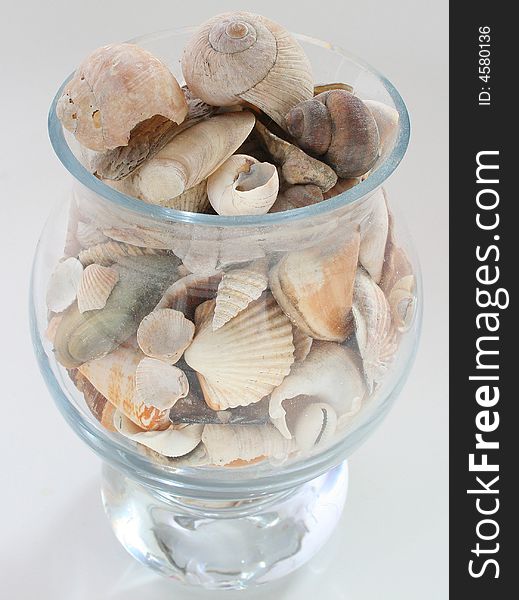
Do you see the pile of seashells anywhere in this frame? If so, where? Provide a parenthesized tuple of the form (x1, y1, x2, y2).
(45, 11, 415, 468)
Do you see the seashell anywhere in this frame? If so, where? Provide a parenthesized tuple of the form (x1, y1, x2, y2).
(162, 180, 209, 212)
(207, 154, 279, 216)
(201, 423, 295, 466)
(137, 308, 195, 363)
(293, 402, 338, 452)
(212, 260, 268, 330)
(255, 121, 337, 192)
(123, 112, 255, 205)
(292, 326, 313, 362)
(155, 273, 222, 321)
(114, 411, 203, 458)
(45, 314, 63, 344)
(314, 82, 354, 95)
(322, 177, 360, 200)
(54, 256, 181, 368)
(57, 43, 188, 152)
(286, 90, 380, 178)
(359, 189, 389, 283)
(79, 345, 170, 430)
(46, 257, 84, 313)
(269, 234, 360, 342)
(76, 221, 108, 248)
(78, 240, 166, 267)
(269, 342, 365, 438)
(94, 90, 217, 181)
(69, 369, 117, 432)
(352, 268, 393, 392)
(388, 274, 416, 332)
(379, 209, 414, 296)
(135, 357, 189, 410)
(270, 184, 323, 212)
(184, 293, 295, 410)
(170, 395, 269, 426)
(364, 100, 400, 158)
(181, 12, 313, 130)
(77, 264, 119, 313)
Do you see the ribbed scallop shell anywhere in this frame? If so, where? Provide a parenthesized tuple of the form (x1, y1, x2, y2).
(137, 308, 195, 363)
(184, 293, 295, 410)
(135, 357, 189, 410)
(77, 264, 119, 313)
(78, 240, 165, 267)
(212, 260, 268, 330)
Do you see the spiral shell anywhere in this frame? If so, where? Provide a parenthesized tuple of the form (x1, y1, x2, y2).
(181, 12, 313, 129)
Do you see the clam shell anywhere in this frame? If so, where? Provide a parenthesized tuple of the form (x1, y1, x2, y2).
(76, 221, 108, 248)
(388, 274, 416, 332)
(359, 189, 389, 283)
(155, 273, 222, 321)
(114, 411, 203, 458)
(201, 424, 295, 466)
(135, 357, 189, 410)
(46, 257, 84, 313)
(78, 345, 170, 430)
(77, 264, 119, 313)
(78, 240, 166, 267)
(137, 308, 195, 363)
(293, 402, 338, 452)
(207, 154, 279, 216)
(352, 268, 393, 392)
(269, 341, 365, 439)
(184, 293, 295, 410)
(212, 260, 268, 330)
(269, 234, 360, 342)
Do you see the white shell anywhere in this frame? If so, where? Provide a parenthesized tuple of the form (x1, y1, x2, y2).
(269, 341, 365, 439)
(359, 189, 389, 283)
(46, 257, 84, 313)
(352, 268, 393, 392)
(201, 424, 295, 466)
(155, 273, 222, 320)
(135, 357, 189, 410)
(388, 274, 416, 332)
(293, 402, 338, 452)
(207, 155, 279, 216)
(77, 264, 119, 313)
(212, 260, 268, 330)
(114, 411, 203, 458)
(184, 293, 295, 410)
(137, 308, 195, 363)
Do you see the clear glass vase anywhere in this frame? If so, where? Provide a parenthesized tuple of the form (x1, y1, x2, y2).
(30, 28, 419, 589)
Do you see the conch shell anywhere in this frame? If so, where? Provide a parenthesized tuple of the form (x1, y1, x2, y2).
(286, 90, 380, 178)
(207, 154, 279, 216)
(46, 257, 83, 313)
(119, 112, 255, 204)
(212, 260, 268, 330)
(359, 189, 389, 283)
(77, 264, 119, 313)
(78, 345, 170, 430)
(57, 43, 188, 152)
(269, 234, 359, 342)
(184, 293, 295, 410)
(181, 11, 313, 129)
(135, 357, 189, 410)
(201, 424, 295, 466)
(136, 308, 195, 364)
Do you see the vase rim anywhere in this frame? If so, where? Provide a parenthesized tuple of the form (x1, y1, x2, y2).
(48, 28, 410, 228)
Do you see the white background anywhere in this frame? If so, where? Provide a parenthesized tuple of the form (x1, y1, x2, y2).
(0, 0, 448, 598)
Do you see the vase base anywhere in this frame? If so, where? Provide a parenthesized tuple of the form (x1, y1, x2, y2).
(101, 461, 348, 589)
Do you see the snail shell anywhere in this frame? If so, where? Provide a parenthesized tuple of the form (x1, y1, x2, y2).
(181, 12, 313, 129)
(286, 90, 380, 178)
(57, 43, 188, 152)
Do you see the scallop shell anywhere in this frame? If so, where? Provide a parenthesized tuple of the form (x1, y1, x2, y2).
(181, 12, 313, 129)
(135, 357, 189, 410)
(352, 268, 393, 392)
(184, 293, 295, 410)
(388, 275, 416, 332)
(293, 402, 338, 452)
(201, 424, 295, 466)
(46, 257, 84, 313)
(77, 264, 119, 313)
(359, 189, 389, 283)
(269, 234, 360, 342)
(207, 154, 279, 216)
(124, 112, 255, 205)
(76, 221, 108, 248)
(137, 308, 195, 363)
(155, 273, 222, 321)
(114, 411, 203, 458)
(269, 342, 365, 439)
(57, 43, 188, 152)
(78, 240, 166, 267)
(212, 260, 268, 330)
(78, 345, 170, 430)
